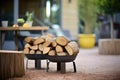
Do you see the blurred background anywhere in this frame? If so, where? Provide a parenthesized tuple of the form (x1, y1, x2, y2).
(1, 0, 120, 49)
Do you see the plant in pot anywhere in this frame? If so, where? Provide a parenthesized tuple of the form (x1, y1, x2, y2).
(78, 0, 99, 48)
(25, 11, 34, 27)
(17, 18, 25, 26)
(97, 0, 120, 54)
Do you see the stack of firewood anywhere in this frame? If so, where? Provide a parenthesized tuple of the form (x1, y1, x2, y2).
(24, 34, 79, 56)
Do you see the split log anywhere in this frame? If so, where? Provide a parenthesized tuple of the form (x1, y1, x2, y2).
(23, 48, 29, 54)
(57, 52, 67, 56)
(36, 50, 42, 54)
(52, 40, 57, 47)
(55, 45, 63, 53)
(24, 43, 31, 48)
(29, 50, 35, 54)
(43, 41, 51, 47)
(30, 45, 38, 50)
(24, 37, 35, 43)
(38, 44, 44, 51)
(33, 37, 45, 45)
(48, 50, 56, 56)
(23, 36, 79, 56)
(56, 36, 69, 46)
(45, 34, 55, 41)
(43, 47, 51, 54)
(65, 41, 79, 55)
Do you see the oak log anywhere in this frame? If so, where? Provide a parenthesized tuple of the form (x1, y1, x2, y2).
(56, 36, 69, 46)
(65, 41, 79, 55)
(33, 37, 45, 45)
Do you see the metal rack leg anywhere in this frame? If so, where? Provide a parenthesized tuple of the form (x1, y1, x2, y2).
(73, 61, 76, 72)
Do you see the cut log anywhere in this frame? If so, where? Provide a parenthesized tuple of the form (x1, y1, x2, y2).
(55, 45, 63, 53)
(30, 45, 38, 50)
(24, 37, 35, 43)
(48, 50, 56, 56)
(65, 41, 79, 55)
(56, 36, 69, 46)
(33, 37, 45, 45)
(38, 44, 44, 51)
(23, 48, 29, 54)
(36, 50, 42, 54)
(45, 34, 55, 41)
(52, 40, 57, 47)
(24, 43, 31, 48)
(43, 47, 51, 54)
(29, 50, 35, 54)
(43, 41, 51, 47)
(57, 52, 67, 56)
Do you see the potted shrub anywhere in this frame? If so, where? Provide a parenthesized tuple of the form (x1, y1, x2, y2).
(97, 0, 120, 54)
(25, 11, 34, 27)
(17, 18, 25, 26)
(78, 0, 98, 48)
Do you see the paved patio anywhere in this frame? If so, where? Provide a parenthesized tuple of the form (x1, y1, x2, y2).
(10, 47, 120, 80)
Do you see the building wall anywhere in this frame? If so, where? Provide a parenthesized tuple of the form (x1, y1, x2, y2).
(61, 0, 78, 40)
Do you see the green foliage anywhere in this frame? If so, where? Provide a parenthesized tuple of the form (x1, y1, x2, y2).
(97, 0, 120, 39)
(97, 0, 120, 15)
(78, 0, 99, 34)
(26, 11, 33, 22)
(17, 18, 25, 23)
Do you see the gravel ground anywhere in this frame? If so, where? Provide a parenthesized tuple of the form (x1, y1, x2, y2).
(10, 47, 120, 80)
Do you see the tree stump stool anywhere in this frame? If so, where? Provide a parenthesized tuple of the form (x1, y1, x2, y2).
(99, 39, 120, 55)
(0, 50, 25, 80)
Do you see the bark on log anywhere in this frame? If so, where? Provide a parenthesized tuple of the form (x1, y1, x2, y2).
(48, 50, 56, 56)
(0, 50, 25, 80)
(43, 47, 51, 54)
(33, 37, 45, 45)
(65, 41, 79, 55)
(56, 36, 69, 46)
(55, 45, 63, 53)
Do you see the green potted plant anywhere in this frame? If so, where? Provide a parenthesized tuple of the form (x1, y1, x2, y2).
(25, 11, 34, 27)
(97, 0, 120, 54)
(78, 0, 98, 48)
(17, 18, 25, 26)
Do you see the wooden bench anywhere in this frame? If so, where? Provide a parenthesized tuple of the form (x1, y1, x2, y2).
(0, 50, 25, 80)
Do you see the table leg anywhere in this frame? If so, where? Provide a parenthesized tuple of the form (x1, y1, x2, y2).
(0, 31, 6, 50)
(14, 31, 19, 50)
(35, 60, 41, 69)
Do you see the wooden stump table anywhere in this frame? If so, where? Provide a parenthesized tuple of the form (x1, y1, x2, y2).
(0, 50, 25, 80)
(99, 39, 120, 55)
